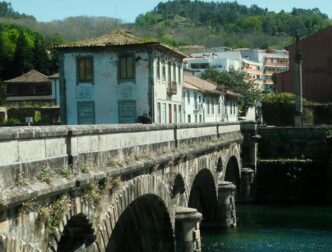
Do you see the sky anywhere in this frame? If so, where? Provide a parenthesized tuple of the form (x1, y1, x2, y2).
(9, 0, 332, 23)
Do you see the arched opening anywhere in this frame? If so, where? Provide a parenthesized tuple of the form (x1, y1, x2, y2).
(216, 157, 223, 173)
(188, 169, 217, 225)
(225, 156, 241, 197)
(171, 174, 186, 206)
(107, 194, 174, 252)
(57, 214, 95, 251)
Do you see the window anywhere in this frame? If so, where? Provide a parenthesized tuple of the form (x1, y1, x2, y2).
(156, 59, 160, 80)
(118, 100, 136, 123)
(77, 101, 95, 125)
(178, 66, 181, 85)
(173, 104, 177, 123)
(173, 63, 176, 83)
(168, 62, 172, 83)
(188, 114, 191, 123)
(77, 57, 93, 83)
(162, 63, 166, 81)
(194, 93, 198, 110)
(211, 99, 215, 114)
(179, 105, 182, 123)
(187, 91, 190, 104)
(162, 103, 167, 123)
(157, 102, 161, 123)
(119, 55, 135, 80)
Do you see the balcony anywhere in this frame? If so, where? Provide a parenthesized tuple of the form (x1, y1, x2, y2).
(167, 81, 177, 95)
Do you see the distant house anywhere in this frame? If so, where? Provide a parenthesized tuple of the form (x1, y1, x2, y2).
(183, 72, 239, 123)
(4, 70, 59, 106)
(185, 48, 289, 91)
(57, 30, 186, 124)
(276, 26, 332, 103)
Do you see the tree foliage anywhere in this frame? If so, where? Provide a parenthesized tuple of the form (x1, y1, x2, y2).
(202, 68, 261, 112)
(134, 1, 331, 49)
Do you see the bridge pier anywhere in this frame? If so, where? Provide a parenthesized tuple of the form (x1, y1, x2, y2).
(216, 181, 237, 228)
(175, 207, 202, 252)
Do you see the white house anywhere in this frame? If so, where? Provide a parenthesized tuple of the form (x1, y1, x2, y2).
(183, 73, 239, 123)
(57, 30, 185, 124)
(185, 48, 289, 91)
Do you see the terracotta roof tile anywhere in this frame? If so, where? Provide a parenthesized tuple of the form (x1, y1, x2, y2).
(56, 30, 187, 58)
(57, 30, 157, 48)
(5, 70, 50, 84)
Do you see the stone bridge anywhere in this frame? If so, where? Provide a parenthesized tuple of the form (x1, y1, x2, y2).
(0, 122, 257, 252)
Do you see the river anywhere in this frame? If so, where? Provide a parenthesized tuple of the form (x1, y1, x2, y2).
(202, 204, 332, 251)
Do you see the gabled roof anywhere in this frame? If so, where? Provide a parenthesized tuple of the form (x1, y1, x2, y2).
(58, 30, 154, 48)
(5, 70, 50, 84)
(184, 75, 220, 93)
(56, 30, 187, 59)
(48, 73, 59, 79)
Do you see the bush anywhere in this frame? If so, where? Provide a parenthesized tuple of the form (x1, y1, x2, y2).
(33, 110, 42, 124)
(5, 117, 21, 126)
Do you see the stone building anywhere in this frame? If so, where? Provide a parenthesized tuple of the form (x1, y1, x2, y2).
(57, 30, 186, 124)
(276, 26, 332, 103)
(183, 73, 239, 123)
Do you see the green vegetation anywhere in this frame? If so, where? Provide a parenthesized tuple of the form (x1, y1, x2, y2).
(202, 68, 261, 113)
(135, 1, 331, 49)
(259, 92, 332, 125)
(37, 168, 53, 185)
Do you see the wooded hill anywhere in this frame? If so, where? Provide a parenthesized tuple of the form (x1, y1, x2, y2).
(134, 0, 332, 49)
(0, 0, 331, 82)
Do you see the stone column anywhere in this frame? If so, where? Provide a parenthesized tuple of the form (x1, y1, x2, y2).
(294, 34, 303, 127)
(216, 181, 237, 228)
(175, 207, 202, 252)
(239, 168, 255, 202)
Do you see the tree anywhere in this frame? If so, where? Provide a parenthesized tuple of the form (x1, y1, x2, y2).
(202, 68, 261, 113)
(13, 31, 33, 75)
(32, 33, 49, 74)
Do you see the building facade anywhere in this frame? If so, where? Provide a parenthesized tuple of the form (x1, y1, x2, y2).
(4, 70, 59, 106)
(183, 73, 239, 123)
(276, 27, 332, 103)
(185, 48, 289, 91)
(57, 30, 185, 124)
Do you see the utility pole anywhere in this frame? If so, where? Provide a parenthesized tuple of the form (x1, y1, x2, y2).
(294, 34, 303, 127)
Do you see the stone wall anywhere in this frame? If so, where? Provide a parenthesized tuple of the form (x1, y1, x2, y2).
(257, 126, 332, 202)
(0, 121, 248, 251)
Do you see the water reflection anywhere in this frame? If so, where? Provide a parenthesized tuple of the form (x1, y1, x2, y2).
(202, 204, 332, 252)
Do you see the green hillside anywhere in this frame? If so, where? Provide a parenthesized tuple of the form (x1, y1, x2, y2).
(134, 0, 331, 49)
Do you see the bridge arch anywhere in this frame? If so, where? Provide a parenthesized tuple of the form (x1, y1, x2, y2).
(170, 173, 187, 206)
(98, 175, 174, 252)
(188, 168, 218, 225)
(225, 155, 241, 196)
(47, 199, 97, 252)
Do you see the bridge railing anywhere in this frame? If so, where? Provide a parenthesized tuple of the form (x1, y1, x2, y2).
(0, 122, 248, 189)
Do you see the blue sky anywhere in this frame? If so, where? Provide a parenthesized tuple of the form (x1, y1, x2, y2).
(9, 0, 332, 22)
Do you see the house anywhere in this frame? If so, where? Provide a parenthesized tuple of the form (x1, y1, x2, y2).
(57, 30, 186, 124)
(183, 72, 239, 123)
(4, 70, 59, 106)
(185, 48, 289, 91)
(276, 26, 332, 103)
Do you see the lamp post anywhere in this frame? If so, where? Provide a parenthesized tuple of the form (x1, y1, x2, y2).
(294, 34, 303, 127)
